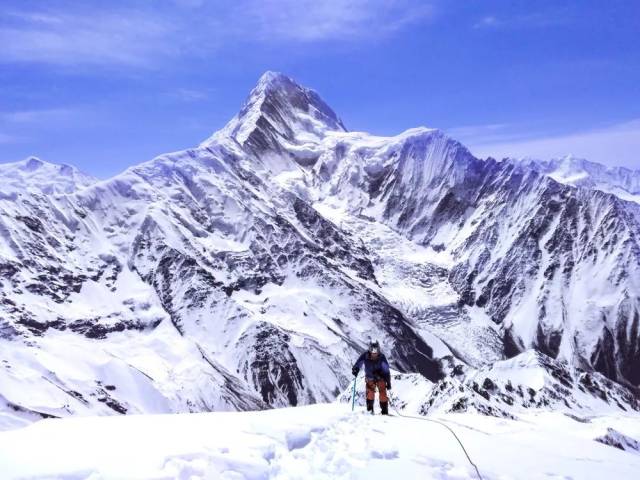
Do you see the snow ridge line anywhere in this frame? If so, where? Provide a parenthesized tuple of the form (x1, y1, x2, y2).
(388, 393, 484, 480)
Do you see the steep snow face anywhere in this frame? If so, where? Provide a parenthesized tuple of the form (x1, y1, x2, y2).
(0, 157, 97, 196)
(1, 72, 639, 429)
(313, 198, 504, 369)
(509, 184, 636, 387)
(306, 127, 476, 217)
(513, 156, 640, 204)
(302, 129, 640, 388)
(446, 171, 640, 388)
(202, 71, 346, 172)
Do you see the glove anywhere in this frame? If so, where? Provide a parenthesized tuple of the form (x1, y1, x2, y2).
(352, 366, 359, 376)
(386, 380, 392, 390)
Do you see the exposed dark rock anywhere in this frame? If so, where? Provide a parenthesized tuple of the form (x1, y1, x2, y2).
(595, 428, 640, 454)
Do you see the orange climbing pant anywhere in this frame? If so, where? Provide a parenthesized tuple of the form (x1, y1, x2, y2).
(365, 379, 388, 402)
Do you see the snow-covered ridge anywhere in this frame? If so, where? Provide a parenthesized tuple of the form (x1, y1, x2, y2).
(202, 71, 346, 151)
(511, 155, 640, 204)
(340, 351, 639, 420)
(0, 157, 97, 196)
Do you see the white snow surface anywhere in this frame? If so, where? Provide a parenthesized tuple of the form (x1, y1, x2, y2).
(0, 157, 97, 195)
(1, 403, 640, 480)
(512, 155, 640, 204)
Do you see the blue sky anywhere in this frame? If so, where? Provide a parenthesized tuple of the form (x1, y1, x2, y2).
(1, 0, 639, 178)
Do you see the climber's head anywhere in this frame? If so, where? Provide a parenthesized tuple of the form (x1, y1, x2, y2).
(368, 340, 380, 359)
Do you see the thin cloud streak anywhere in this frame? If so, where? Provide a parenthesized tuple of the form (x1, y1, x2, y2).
(173, 88, 212, 102)
(240, 0, 435, 42)
(0, 133, 20, 144)
(467, 119, 640, 169)
(0, 108, 78, 124)
(0, 1, 436, 68)
(473, 11, 569, 30)
(0, 9, 180, 67)
(0, 107, 93, 148)
(445, 123, 520, 145)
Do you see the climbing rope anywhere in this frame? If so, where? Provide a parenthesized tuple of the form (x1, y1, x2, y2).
(349, 374, 482, 479)
(388, 393, 484, 480)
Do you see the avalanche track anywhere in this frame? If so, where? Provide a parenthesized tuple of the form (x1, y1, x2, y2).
(1, 403, 640, 480)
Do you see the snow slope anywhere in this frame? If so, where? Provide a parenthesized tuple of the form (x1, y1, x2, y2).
(0, 156, 97, 196)
(1, 403, 640, 480)
(512, 155, 640, 204)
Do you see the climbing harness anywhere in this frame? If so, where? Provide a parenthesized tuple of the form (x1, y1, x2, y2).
(388, 393, 484, 480)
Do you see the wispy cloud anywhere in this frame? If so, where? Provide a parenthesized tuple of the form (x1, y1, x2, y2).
(0, 1, 436, 68)
(0, 108, 78, 124)
(0, 107, 90, 146)
(0, 133, 20, 144)
(473, 11, 568, 30)
(474, 16, 501, 29)
(464, 119, 640, 169)
(171, 88, 213, 102)
(445, 123, 519, 145)
(238, 0, 435, 42)
(0, 9, 177, 67)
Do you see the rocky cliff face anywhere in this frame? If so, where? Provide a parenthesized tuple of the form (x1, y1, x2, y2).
(1, 72, 638, 429)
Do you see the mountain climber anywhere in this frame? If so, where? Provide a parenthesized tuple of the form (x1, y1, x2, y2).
(352, 341, 391, 415)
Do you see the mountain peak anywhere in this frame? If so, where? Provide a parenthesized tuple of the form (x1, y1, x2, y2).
(254, 70, 292, 90)
(202, 71, 346, 151)
(0, 157, 97, 195)
(24, 156, 45, 171)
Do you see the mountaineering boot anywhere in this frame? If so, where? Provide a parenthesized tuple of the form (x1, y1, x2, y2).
(366, 399, 374, 414)
(380, 401, 389, 415)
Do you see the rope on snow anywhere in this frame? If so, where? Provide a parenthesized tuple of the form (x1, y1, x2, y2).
(387, 393, 484, 480)
(350, 373, 483, 479)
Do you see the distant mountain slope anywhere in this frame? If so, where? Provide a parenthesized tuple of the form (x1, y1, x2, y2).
(343, 350, 639, 419)
(511, 155, 640, 204)
(0, 157, 97, 196)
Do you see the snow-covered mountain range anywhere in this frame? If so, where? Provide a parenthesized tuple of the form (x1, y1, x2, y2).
(510, 155, 640, 204)
(1, 72, 639, 430)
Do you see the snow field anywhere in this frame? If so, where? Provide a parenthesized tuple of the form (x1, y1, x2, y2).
(1, 403, 640, 479)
